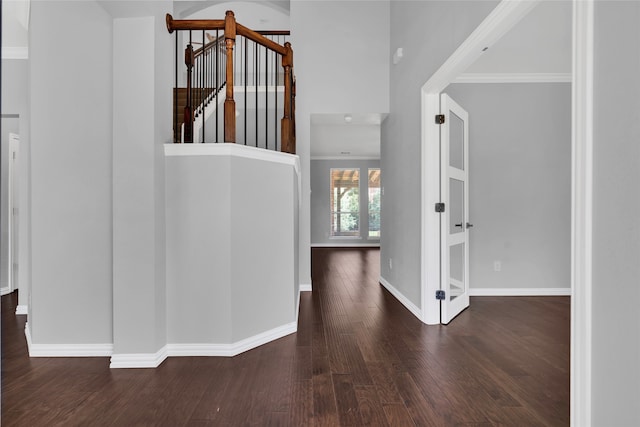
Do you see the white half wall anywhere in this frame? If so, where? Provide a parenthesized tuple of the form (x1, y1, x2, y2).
(165, 144, 300, 348)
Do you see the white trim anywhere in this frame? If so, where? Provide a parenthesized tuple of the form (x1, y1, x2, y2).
(165, 143, 299, 173)
(299, 283, 312, 292)
(421, 1, 540, 94)
(165, 143, 302, 209)
(311, 243, 380, 248)
(1, 287, 11, 296)
(2, 47, 28, 60)
(469, 288, 572, 296)
(8, 134, 20, 294)
(454, 72, 572, 84)
(15, 305, 27, 315)
(379, 276, 423, 320)
(110, 346, 168, 369)
(421, 92, 442, 325)
(571, 0, 593, 425)
(25, 323, 113, 357)
(311, 156, 380, 161)
(166, 321, 297, 358)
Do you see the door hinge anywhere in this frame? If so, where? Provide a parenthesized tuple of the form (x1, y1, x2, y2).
(435, 114, 445, 124)
(435, 202, 445, 213)
(436, 290, 446, 300)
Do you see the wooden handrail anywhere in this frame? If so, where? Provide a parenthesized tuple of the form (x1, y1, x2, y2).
(166, 14, 224, 33)
(167, 11, 296, 154)
(193, 36, 223, 58)
(236, 23, 287, 56)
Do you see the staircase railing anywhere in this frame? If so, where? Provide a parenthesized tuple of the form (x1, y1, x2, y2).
(166, 11, 296, 154)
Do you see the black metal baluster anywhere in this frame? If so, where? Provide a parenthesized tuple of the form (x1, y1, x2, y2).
(174, 32, 178, 142)
(186, 30, 193, 143)
(275, 48, 278, 151)
(202, 30, 205, 143)
(255, 41, 259, 147)
(244, 36, 248, 146)
(265, 45, 268, 150)
(215, 30, 219, 143)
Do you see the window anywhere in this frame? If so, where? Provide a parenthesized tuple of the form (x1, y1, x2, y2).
(330, 169, 360, 237)
(368, 168, 381, 238)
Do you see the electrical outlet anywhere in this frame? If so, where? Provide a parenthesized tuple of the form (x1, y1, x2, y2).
(494, 261, 501, 272)
(389, 258, 393, 270)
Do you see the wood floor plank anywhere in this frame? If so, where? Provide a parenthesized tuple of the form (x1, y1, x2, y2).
(289, 379, 313, 426)
(332, 373, 364, 426)
(382, 403, 416, 426)
(355, 385, 390, 426)
(1, 248, 569, 426)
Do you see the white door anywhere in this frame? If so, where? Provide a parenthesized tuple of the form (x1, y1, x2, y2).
(9, 134, 20, 292)
(440, 94, 470, 324)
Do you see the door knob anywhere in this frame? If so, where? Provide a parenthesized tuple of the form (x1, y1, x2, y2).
(455, 223, 463, 228)
(466, 222, 474, 228)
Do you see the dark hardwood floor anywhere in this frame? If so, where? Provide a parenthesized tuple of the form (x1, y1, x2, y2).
(2, 248, 569, 426)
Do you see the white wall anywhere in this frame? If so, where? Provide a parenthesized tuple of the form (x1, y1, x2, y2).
(382, 1, 498, 307)
(28, 0, 172, 353)
(111, 6, 173, 357)
(291, 0, 390, 288)
(591, 1, 640, 424)
(29, 0, 113, 343)
(311, 159, 380, 246)
(185, 1, 290, 29)
(165, 147, 299, 345)
(444, 83, 571, 292)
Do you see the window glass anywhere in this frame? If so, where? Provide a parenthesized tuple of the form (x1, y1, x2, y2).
(330, 169, 360, 237)
(368, 169, 381, 238)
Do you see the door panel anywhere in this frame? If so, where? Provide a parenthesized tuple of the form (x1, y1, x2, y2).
(440, 94, 470, 324)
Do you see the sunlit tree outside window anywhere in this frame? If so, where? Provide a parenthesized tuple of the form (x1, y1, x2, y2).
(368, 169, 381, 238)
(330, 169, 360, 236)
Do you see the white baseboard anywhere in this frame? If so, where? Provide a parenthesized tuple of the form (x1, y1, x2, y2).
(379, 276, 423, 320)
(469, 288, 572, 296)
(110, 346, 168, 369)
(299, 283, 312, 292)
(167, 321, 297, 357)
(24, 319, 297, 367)
(311, 243, 380, 248)
(15, 305, 28, 315)
(1, 287, 11, 296)
(25, 323, 113, 357)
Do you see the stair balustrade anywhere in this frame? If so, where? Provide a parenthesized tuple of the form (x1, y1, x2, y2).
(166, 11, 296, 154)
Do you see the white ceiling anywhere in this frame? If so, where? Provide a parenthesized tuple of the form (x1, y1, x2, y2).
(310, 114, 385, 159)
(311, 0, 572, 159)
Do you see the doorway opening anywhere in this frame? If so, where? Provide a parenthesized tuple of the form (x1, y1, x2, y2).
(419, 0, 593, 422)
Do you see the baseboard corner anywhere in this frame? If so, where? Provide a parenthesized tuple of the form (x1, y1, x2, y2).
(379, 276, 423, 320)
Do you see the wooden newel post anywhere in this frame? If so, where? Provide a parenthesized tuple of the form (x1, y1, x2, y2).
(224, 10, 236, 143)
(281, 42, 294, 154)
(184, 44, 194, 143)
